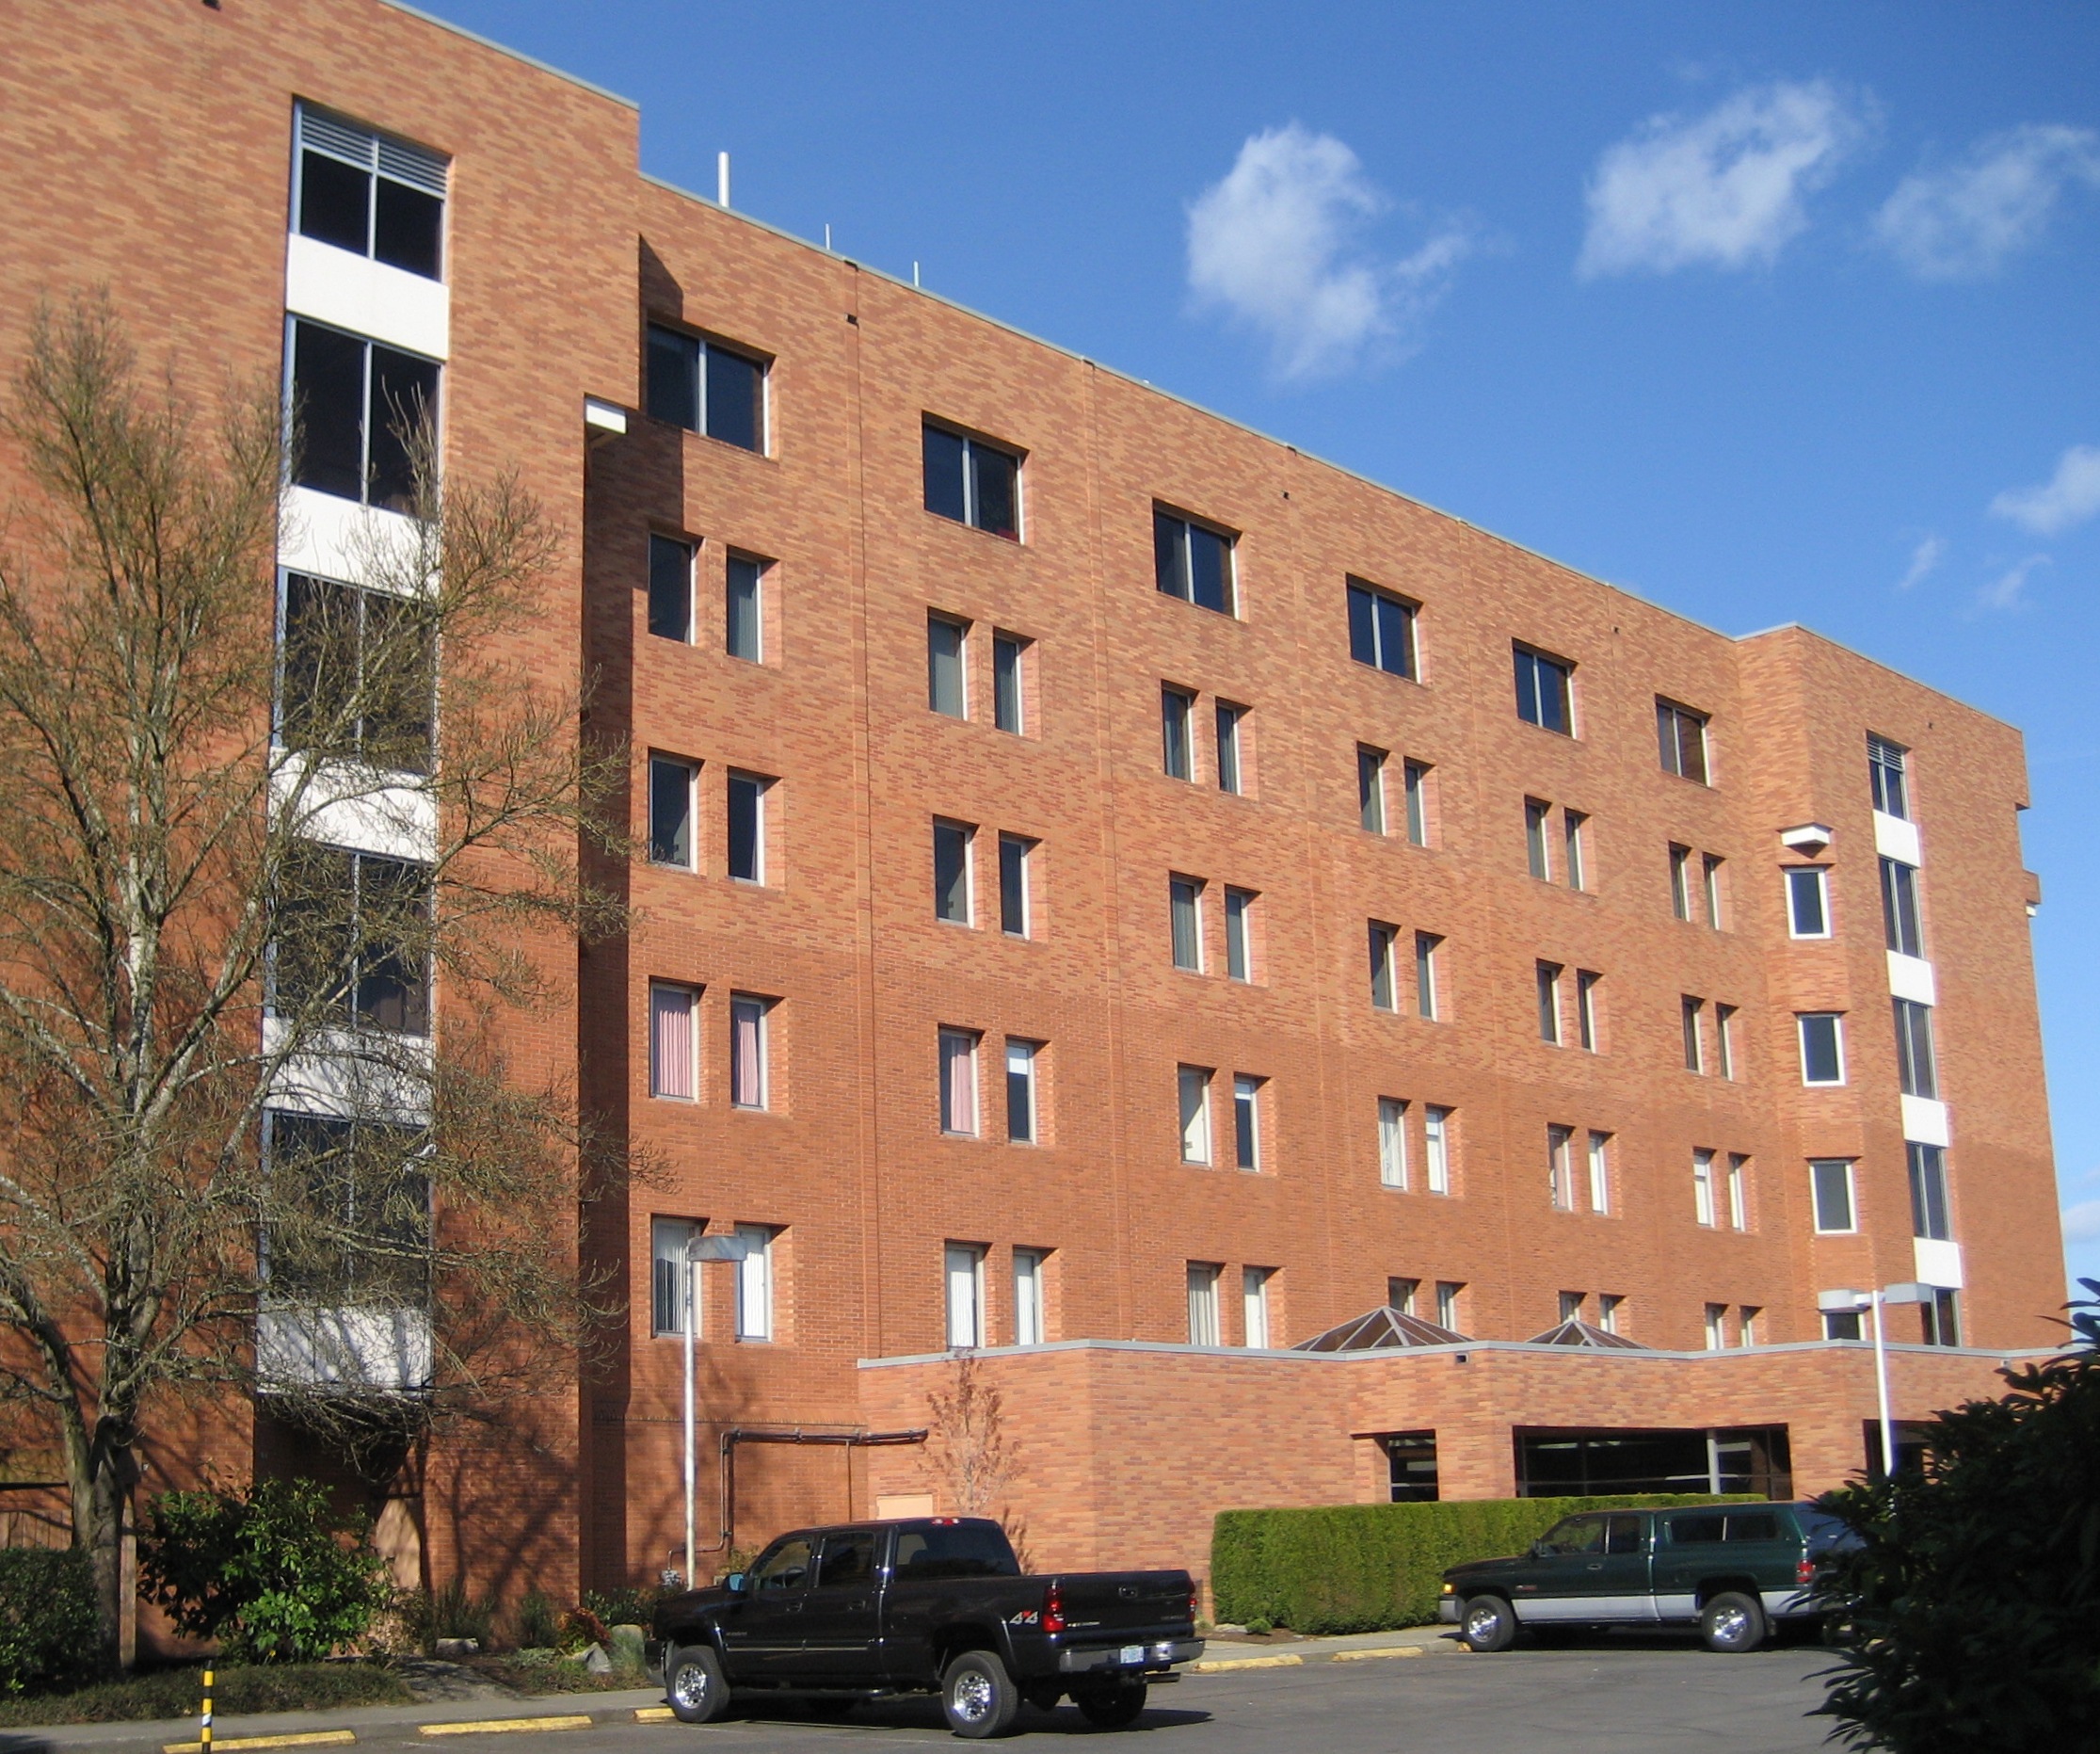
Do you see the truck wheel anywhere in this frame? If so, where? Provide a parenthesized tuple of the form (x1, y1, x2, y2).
(941, 1650, 1021, 1739)
(665, 1644, 732, 1724)
(1700, 1591, 1767, 1653)
(1461, 1595, 1518, 1652)
(1075, 1680, 1147, 1728)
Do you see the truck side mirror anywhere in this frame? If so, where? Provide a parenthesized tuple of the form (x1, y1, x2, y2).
(1529, 1540, 1548, 1559)
(724, 1572, 747, 1594)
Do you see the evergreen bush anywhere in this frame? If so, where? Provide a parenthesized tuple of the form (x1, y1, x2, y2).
(0, 1547, 100, 1693)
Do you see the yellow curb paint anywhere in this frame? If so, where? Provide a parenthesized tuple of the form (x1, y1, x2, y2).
(1188, 1653, 1305, 1672)
(632, 1708, 675, 1724)
(418, 1718, 594, 1738)
(1329, 1646, 1425, 1662)
(164, 1732, 357, 1754)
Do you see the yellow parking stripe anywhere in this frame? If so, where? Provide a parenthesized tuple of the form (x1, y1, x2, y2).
(417, 1717, 594, 1738)
(164, 1732, 358, 1754)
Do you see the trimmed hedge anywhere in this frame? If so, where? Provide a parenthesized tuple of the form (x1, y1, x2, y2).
(0, 1547, 100, 1695)
(1211, 1495, 1752, 1633)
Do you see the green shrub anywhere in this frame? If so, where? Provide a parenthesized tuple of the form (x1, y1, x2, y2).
(141, 1478, 391, 1663)
(398, 1577, 500, 1653)
(512, 1587, 561, 1651)
(1211, 1494, 1746, 1633)
(582, 1585, 658, 1630)
(0, 1547, 100, 1695)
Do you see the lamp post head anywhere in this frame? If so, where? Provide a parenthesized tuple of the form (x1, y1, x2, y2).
(686, 1234, 749, 1263)
(1879, 1281, 1932, 1306)
(1817, 1288, 1868, 1312)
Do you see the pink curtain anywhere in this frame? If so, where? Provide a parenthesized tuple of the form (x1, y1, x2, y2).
(731, 997, 763, 1107)
(650, 984, 695, 1099)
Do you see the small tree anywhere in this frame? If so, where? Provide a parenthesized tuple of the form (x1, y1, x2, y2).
(1811, 1279, 2100, 1750)
(927, 1353, 1031, 1569)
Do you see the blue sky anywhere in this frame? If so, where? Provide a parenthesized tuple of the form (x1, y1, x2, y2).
(416, 0, 2100, 1297)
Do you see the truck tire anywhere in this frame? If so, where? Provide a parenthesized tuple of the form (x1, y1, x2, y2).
(665, 1644, 732, 1724)
(1461, 1595, 1518, 1652)
(1699, 1591, 1767, 1653)
(941, 1649, 1021, 1739)
(1075, 1680, 1147, 1728)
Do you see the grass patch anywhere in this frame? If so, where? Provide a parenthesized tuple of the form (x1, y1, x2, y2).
(0, 1661, 413, 1728)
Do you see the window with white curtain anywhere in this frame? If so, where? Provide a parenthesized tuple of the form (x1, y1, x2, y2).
(1186, 1263, 1221, 1346)
(945, 1243, 986, 1348)
(1012, 1248, 1046, 1345)
(1242, 1267, 1273, 1349)
(1178, 1065, 1213, 1164)
(734, 1225, 775, 1341)
(650, 1216, 700, 1336)
(1378, 1097, 1408, 1189)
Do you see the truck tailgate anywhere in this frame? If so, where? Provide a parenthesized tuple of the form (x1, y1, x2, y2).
(1050, 1571, 1194, 1639)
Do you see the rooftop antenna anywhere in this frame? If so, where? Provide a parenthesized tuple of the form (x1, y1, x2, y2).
(825, 223, 832, 251)
(913, 261, 921, 287)
(717, 152, 730, 209)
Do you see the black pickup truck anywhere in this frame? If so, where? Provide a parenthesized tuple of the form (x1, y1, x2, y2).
(648, 1517, 1204, 1738)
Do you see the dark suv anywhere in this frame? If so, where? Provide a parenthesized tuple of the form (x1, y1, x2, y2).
(1437, 1503, 1855, 1653)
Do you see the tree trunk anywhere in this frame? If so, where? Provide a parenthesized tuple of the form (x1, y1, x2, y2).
(73, 1440, 136, 1674)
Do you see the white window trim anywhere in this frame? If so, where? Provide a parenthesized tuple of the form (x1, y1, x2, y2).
(1787, 866, 1833, 940)
(1178, 1065, 1213, 1165)
(1798, 1012, 1848, 1086)
(1378, 1097, 1409, 1190)
(945, 1243, 986, 1349)
(734, 1224, 774, 1341)
(1810, 1159, 1858, 1234)
(1012, 1248, 1045, 1345)
(1424, 1105, 1452, 1195)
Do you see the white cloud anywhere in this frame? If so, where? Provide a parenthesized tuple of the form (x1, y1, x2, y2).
(1579, 80, 1867, 277)
(1874, 124, 2100, 280)
(1991, 444, 2100, 536)
(1187, 124, 1475, 381)
(2063, 1199, 2100, 1246)
(1978, 553, 2049, 611)
(1898, 534, 1945, 590)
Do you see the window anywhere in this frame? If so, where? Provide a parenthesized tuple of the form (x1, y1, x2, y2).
(817, 1532, 877, 1589)
(649, 755, 696, 868)
(264, 1112, 433, 1303)
(1345, 579, 1418, 678)
(1563, 811, 1589, 890)
(1178, 1066, 1213, 1165)
(650, 1217, 699, 1336)
(1548, 1125, 1575, 1210)
(1514, 645, 1573, 734)
(1559, 1291, 1585, 1323)
(1889, 1000, 1932, 1101)
(1005, 1039, 1038, 1144)
(998, 834, 1033, 938)
(1715, 1003, 1738, 1080)
(1726, 1154, 1749, 1231)
(1657, 699, 1709, 783)
(734, 1225, 774, 1340)
(648, 534, 695, 642)
(1868, 733, 1910, 819)
(1881, 859, 1924, 957)
(1587, 1132, 1611, 1214)
(646, 323, 764, 452)
(928, 614, 969, 717)
(280, 572, 435, 772)
(1703, 855, 1726, 929)
(1682, 996, 1705, 1073)
(293, 105, 445, 280)
(1378, 1098, 1408, 1189)
(1403, 761, 1431, 846)
(1154, 508, 1235, 615)
(1692, 1150, 1717, 1228)
(1787, 867, 1830, 938)
(1013, 1249, 1046, 1344)
(1524, 798, 1551, 878)
(1798, 1012, 1846, 1086)
(1387, 1277, 1419, 1315)
(1359, 746, 1388, 833)
(1705, 1302, 1728, 1351)
(1187, 1263, 1222, 1345)
(727, 772, 769, 882)
(933, 819, 974, 923)
(922, 424, 1019, 539)
(1369, 922, 1399, 1010)
(1921, 1289, 1961, 1347)
(1739, 1305, 1761, 1347)
(1161, 685, 1195, 780)
(992, 634, 1027, 733)
(1435, 1279, 1464, 1330)
(289, 319, 440, 512)
(1811, 1160, 1856, 1233)
(1823, 1310, 1864, 1342)
(1170, 876, 1205, 972)
(1669, 845, 1693, 921)
(729, 994, 770, 1110)
(1416, 932, 1443, 1020)
(649, 983, 697, 1100)
(1386, 1431, 1440, 1503)
(1242, 1267, 1273, 1348)
(273, 845, 431, 1035)
(1233, 1075, 1263, 1170)
(1597, 1293, 1624, 1335)
(945, 1243, 986, 1348)
(1424, 1106, 1452, 1195)
(1225, 887, 1255, 981)
(1908, 1142, 1951, 1241)
(1537, 961, 1563, 1044)
(1215, 702, 1245, 795)
(938, 1029, 980, 1135)
(1576, 970, 1601, 1052)
(726, 553, 765, 661)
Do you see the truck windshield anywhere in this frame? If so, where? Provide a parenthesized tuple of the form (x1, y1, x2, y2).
(893, 1521, 1020, 1579)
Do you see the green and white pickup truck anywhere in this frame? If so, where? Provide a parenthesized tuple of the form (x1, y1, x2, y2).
(1437, 1503, 1856, 1653)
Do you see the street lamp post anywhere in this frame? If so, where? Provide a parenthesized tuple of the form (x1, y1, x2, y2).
(681, 1232, 749, 1590)
(1819, 1281, 1931, 1479)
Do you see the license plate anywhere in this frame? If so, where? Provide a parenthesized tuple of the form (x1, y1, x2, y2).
(1120, 1645, 1145, 1665)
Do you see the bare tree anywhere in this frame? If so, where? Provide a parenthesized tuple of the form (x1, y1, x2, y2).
(0, 297, 624, 1666)
(926, 1353, 1031, 1569)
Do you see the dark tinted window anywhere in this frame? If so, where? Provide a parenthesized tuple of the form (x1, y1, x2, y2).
(726, 555, 764, 661)
(1725, 1513, 1782, 1542)
(265, 1109, 429, 1300)
(1536, 1515, 1605, 1555)
(816, 1531, 876, 1587)
(727, 774, 763, 882)
(648, 534, 692, 642)
(1514, 646, 1572, 734)
(292, 322, 366, 502)
(1666, 1513, 1726, 1545)
(923, 426, 968, 523)
(647, 325, 699, 430)
(1346, 581, 1415, 678)
(970, 443, 1018, 538)
(1154, 510, 1235, 615)
(751, 1536, 814, 1591)
(891, 1521, 1018, 1579)
(374, 178, 442, 279)
(367, 344, 440, 513)
(296, 109, 446, 282)
(1604, 1514, 1644, 1555)
(281, 574, 434, 773)
(934, 820, 970, 922)
(649, 758, 692, 866)
(705, 345, 762, 452)
(298, 151, 370, 255)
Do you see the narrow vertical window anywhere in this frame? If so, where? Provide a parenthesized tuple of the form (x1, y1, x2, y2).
(938, 1028, 980, 1135)
(1881, 858, 1924, 957)
(1224, 887, 1255, 981)
(1703, 854, 1726, 929)
(1714, 1003, 1738, 1080)
(1513, 645, 1573, 734)
(933, 819, 974, 923)
(1868, 733, 1910, 819)
(1369, 922, 1399, 1011)
(998, 834, 1032, 938)
(1387, 1277, 1419, 1315)
(945, 1243, 986, 1348)
(1358, 746, 1387, 833)
(1004, 1038, 1038, 1144)
(1576, 970, 1601, 1052)
(650, 1217, 699, 1336)
(649, 755, 695, 868)
(928, 614, 969, 717)
(1233, 1075, 1262, 1170)
(1536, 961, 1563, 1044)
(1692, 1150, 1717, 1228)
(1242, 1267, 1273, 1348)
(1559, 1292, 1585, 1324)
(1215, 702, 1245, 795)
(1012, 1248, 1046, 1345)
(1415, 932, 1442, 1020)
(1657, 699, 1709, 782)
(1345, 580, 1417, 677)
(1424, 1106, 1452, 1195)
(1563, 811, 1588, 890)
(1403, 760, 1430, 846)
(1798, 1012, 1846, 1086)
(1704, 1302, 1727, 1351)
(1170, 876, 1205, 973)
(1726, 1153, 1749, 1231)
(1378, 1098, 1408, 1189)
(1154, 509, 1236, 615)
(725, 553, 764, 661)
(1682, 996, 1706, 1072)
(649, 982, 697, 1101)
(1811, 1160, 1856, 1233)
(729, 994, 769, 1110)
(648, 533, 694, 642)
(1435, 1279, 1464, 1330)
(1161, 685, 1194, 780)
(734, 1225, 774, 1340)
(1597, 1294, 1623, 1335)
(1587, 1132, 1611, 1214)
(727, 772, 768, 882)
(1669, 844, 1692, 921)
(992, 633, 1027, 733)
(1787, 867, 1830, 938)
(1547, 1124, 1575, 1210)
(1893, 998, 1939, 1098)
(1178, 1066, 1213, 1164)
(1907, 1142, 1951, 1240)
(1739, 1306, 1761, 1347)
(1186, 1263, 1221, 1345)
(1525, 798, 1552, 878)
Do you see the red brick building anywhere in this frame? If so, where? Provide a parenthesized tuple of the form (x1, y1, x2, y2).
(0, 0, 2066, 1610)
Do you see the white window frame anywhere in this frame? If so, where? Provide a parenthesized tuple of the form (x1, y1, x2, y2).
(1703, 853, 1725, 929)
(1810, 1159, 1857, 1234)
(649, 980, 699, 1102)
(1378, 1097, 1409, 1189)
(729, 992, 771, 1110)
(933, 818, 976, 925)
(945, 1243, 986, 1349)
(998, 832, 1034, 940)
(1360, 746, 1388, 834)
(1170, 875, 1206, 974)
(1435, 1280, 1463, 1330)
(1787, 866, 1832, 940)
(1424, 1105, 1452, 1195)
(1525, 797, 1552, 880)
(1178, 1065, 1213, 1165)
(1537, 961, 1563, 1045)
(1715, 1003, 1738, 1081)
(725, 551, 765, 662)
(1547, 1124, 1575, 1211)
(1726, 1153, 1749, 1231)
(1215, 700, 1245, 796)
(1233, 1074, 1262, 1171)
(1416, 932, 1442, 1020)
(927, 612, 970, 719)
(650, 1216, 701, 1337)
(1369, 921, 1399, 1011)
(1692, 1149, 1717, 1228)
(1563, 810, 1588, 891)
(1225, 886, 1255, 982)
(1186, 1263, 1221, 1346)
(1798, 1012, 1848, 1086)
(1587, 1131, 1611, 1215)
(726, 770, 770, 884)
(938, 1027, 981, 1135)
(734, 1224, 775, 1341)
(1012, 1247, 1046, 1345)
(648, 754, 697, 870)
(1704, 1301, 1727, 1351)
(1004, 1038, 1038, 1145)
(1242, 1266, 1273, 1349)
(1403, 760, 1430, 846)
(1597, 1294, 1623, 1335)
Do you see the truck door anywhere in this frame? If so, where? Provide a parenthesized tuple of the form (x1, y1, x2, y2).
(799, 1528, 881, 1683)
(1589, 1513, 1657, 1622)
(1511, 1513, 1607, 1622)
(718, 1534, 815, 1679)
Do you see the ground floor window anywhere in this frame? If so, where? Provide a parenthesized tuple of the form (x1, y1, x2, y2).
(1383, 1431, 1438, 1502)
(1515, 1425, 1791, 1499)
